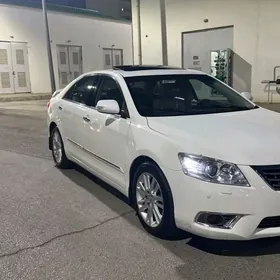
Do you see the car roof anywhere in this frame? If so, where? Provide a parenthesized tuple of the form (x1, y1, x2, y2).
(85, 65, 205, 78)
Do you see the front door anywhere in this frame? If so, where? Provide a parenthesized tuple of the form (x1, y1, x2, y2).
(0, 42, 14, 93)
(0, 42, 30, 94)
(84, 75, 130, 188)
(57, 45, 83, 88)
(11, 42, 31, 93)
(103, 48, 123, 69)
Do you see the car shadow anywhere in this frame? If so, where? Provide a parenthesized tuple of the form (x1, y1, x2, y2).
(60, 164, 280, 257)
(185, 235, 280, 256)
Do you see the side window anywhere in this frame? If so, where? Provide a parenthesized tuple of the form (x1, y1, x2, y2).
(63, 75, 99, 106)
(96, 76, 129, 117)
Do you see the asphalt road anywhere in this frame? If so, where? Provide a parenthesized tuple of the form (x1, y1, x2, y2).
(1, 101, 280, 279)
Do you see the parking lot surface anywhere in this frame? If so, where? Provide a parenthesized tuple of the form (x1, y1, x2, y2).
(1, 101, 280, 279)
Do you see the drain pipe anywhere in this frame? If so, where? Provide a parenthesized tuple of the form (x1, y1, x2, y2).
(136, 0, 143, 65)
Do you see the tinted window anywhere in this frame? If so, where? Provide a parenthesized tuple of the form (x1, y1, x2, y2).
(63, 75, 99, 106)
(125, 74, 256, 117)
(96, 76, 128, 116)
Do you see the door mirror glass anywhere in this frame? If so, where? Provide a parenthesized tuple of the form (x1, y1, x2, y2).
(241, 92, 253, 101)
(96, 100, 120, 114)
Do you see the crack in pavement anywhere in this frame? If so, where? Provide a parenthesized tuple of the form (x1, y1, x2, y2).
(0, 210, 134, 260)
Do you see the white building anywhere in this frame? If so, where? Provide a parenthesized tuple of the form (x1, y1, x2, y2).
(132, 0, 280, 102)
(0, 1, 133, 94)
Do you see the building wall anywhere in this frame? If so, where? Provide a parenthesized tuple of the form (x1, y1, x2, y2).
(132, 0, 280, 102)
(0, 4, 132, 93)
(131, 0, 162, 65)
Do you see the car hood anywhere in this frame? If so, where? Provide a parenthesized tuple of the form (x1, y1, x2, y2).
(147, 108, 280, 165)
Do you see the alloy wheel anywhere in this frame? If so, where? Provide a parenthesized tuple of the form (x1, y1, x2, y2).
(136, 172, 164, 228)
(52, 131, 63, 164)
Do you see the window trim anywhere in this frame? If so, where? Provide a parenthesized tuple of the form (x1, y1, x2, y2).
(95, 74, 130, 119)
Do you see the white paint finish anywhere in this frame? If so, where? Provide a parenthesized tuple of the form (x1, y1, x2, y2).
(48, 68, 280, 240)
(84, 108, 130, 187)
(131, 0, 280, 102)
(131, 0, 141, 65)
(96, 100, 120, 114)
(57, 45, 83, 88)
(139, 0, 163, 65)
(0, 4, 132, 94)
(11, 42, 31, 93)
(147, 108, 280, 166)
(0, 42, 14, 93)
(0, 41, 31, 93)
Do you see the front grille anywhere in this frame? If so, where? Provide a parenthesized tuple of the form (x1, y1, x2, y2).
(251, 165, 280, 191)
(258, 216, 280, 228)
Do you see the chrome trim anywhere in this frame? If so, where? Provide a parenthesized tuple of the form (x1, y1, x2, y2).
(194, 212, 242, 230)
(67, 138, 124, 173)
(63, 98, 97, 111)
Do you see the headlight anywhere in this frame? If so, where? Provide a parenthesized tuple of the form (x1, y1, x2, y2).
(178, 153, 250, 187)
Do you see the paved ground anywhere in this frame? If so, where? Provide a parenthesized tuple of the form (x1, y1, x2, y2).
(1, 101, 280, 279)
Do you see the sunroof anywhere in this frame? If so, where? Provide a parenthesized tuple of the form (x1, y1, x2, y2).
(113, 65, 183, 71)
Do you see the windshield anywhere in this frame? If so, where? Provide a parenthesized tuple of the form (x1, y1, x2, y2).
(125, 74, 256, 117)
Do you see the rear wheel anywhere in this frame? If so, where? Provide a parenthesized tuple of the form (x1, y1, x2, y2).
(51, 127, 71, 169)
(132, 162, 177, 238)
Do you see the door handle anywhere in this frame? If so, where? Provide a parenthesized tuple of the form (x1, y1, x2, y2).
(58, 106, 63, 111)
(83, 116, 91, 122)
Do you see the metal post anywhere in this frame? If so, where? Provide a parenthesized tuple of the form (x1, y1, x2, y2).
(160, 0, 168, 66)
(42, 0, 56, 93)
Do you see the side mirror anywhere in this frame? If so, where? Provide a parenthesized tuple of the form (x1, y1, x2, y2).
(241, 92, 253, 101)
(96, 100, 120, 114)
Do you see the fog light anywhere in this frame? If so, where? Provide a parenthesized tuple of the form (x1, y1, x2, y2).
(195, 212, 241, 229)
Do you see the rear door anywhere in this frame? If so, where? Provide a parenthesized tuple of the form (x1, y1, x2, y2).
(59, 75, 100, 162)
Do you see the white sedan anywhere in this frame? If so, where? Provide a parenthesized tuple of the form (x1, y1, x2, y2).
(47, 65, 280, 240)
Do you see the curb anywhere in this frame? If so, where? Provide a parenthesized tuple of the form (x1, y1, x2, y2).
(0, 94, 51, 103)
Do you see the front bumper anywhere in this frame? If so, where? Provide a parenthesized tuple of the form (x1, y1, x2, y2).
(163, 165, 280, 240)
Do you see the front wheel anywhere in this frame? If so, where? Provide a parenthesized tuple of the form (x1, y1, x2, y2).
(51, 127, 71, 169)
(132, 162, 177, 238)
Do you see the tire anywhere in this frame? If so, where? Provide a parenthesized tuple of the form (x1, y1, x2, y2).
(131, 162, 177, 238)
(50, 127, 71, 169)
